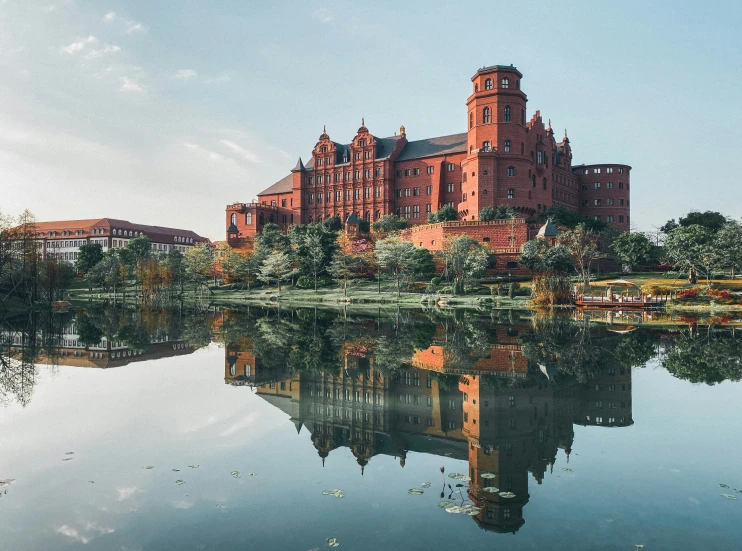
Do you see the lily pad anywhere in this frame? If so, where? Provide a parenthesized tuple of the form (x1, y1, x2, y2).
(175, 480, 185, 485)
(563, 468, 573, 472)
(65, 452, 74, 455)
(721, 494, 737, 500)
(499, 491, 516, 498)
(444, 505, 463, 514)
(172, 469, 180, 472)
(408, 488, 424, 495)
(189, 465, 200, 469)
(231, 471, 241, 478)
(480, 472, 496, 479)
(460, 505, 482, 516)
(0, 479, 15, 487)
(719, 483, 729, 488)
(327, 537, 340, 547)
(421, 482, 431, 488)
(438, 500, 456, 508)
(62, 458, 73, 462)
(143, 466, 154, 470)
(322, 489, 345, 498)
(448, 473, 465, 479)
(482, 486, 500, 493)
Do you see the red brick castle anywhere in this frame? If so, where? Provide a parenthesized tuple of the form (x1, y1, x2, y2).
(226, 64, 631, 246)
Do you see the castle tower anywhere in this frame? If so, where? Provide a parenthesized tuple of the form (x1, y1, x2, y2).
(461, 65, 529, 219)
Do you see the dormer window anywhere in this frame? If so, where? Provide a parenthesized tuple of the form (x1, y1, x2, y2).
(484, 78, 493, 90)
(343, 156, 348, 163)
(501, 77, 509, 88)
(359, 139, 366, 147)
(321, 146, 327, 153)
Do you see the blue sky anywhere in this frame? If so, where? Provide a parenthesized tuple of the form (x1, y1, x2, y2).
(1, 0, 740, 239)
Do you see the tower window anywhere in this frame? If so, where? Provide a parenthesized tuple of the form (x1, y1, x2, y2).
(507, 188, 515, 199)
(532, 175, 536, 187)
(507, 167, 515, 177)
(501, 77, 509, 88)
(230, 213, 236, 225)
(484, 78, 493, 90)
(504, 140, 511, 153)
(482, 141, 491, 151)
(469, 112, 473, 129)
(504, 106, 511, 122)
(543, 178, 547, 190)
(483, 107, 491, 124)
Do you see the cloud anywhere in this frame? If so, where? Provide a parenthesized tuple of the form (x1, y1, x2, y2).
(62, 35, 98, 55)
(312, 7, 334, 23)
(103, 12, 116, 22)
(184, 142, 225, 162)
(219, 139, 261, 163)
(119, 76, 144, 93)
(173, 500, 194, 509)
(126, 20, 146, 34)
(204, 75, 231, 85)
(173, 69, 197, 81)
(116, 487, 139, 501)
(57, 525, 90, 544)
(84, 44, 121, 60)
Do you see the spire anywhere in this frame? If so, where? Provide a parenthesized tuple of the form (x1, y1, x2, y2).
(362, 117, 364, 126)
(563, 128, 569, 143)
(322, 457, 326, 467)
(292, 157, 307, 172)
(547, 119, 553, 135)
(320, 125, 329, 140)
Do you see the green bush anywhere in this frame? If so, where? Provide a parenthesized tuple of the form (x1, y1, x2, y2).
(295, 275, 314, 289)
(431, 277, 442, 286)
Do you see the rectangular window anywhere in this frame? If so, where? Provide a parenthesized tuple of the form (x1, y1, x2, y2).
(404, 188, 411, 197)
(345, 190, 351, 201)
(594, 182, 601, 189)
(413, 187, 420, 196)
(354, 171, 360, 180)
(395, 189, 402, 198)
(335, 191, 341, 202)
(355, 189, 361, 200)
(396, 170, 402, 177)
(405, 169, 411, 177)
(375, 167, 380, 177)
(447, 183, 454, 193)
(375, 186, 381, 198)
(594, 199, 601, 206)
(594, 168, 601, 173)
(404, 205, 411, 218)
(618, 168, 624, 174)
(447, 163, 455, 171)
(619, 199, 624, 206)
(507, 167, 515, 176)
(606, 215, 614, 222)
(607, 167, 614, 173)
(507, 188, 515, 199)
(426, 203, 432, 213)
(364, 169, 371, 179)
(582, 200, 588, 207)
(607, 182, 614, 189)
(364, 151, 371, 159)
(413, 205, 420, 218)
(426, 185, 432, 195)
(618, 182, 624, 189)
(537, 151, 543, 164)
(607, 198, 614, 206)
(426, 166, 434, 174)
(413, 168, 420, 176)
(619, 215, 624, 222)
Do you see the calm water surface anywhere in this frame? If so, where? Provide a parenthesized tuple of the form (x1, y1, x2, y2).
(1, 306, 741, 550)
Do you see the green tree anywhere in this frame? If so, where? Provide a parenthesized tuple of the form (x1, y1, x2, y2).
(372, 214, 408, 233)
(679, 211, 726, 233)
(327, 250, 364, 297)
(374, 237, 417, 297)
(438, 235, 488, 293)
(76, 243, 104, 274)
(254, 223, 290, 256)
(126, 236, 152, 264)
(427, 204, 458, 223)
(518, 239, 573, 273)
(479, 205, 519, 221)
(558, 224, 601, 284)
(257, 251, 295, 294)
(664, 224, 716, 286)
(611, 232, 655, 272)
(184, 243, 213, 298)
(713, 219, 742, 277)
(412, 247, 436, 280)
(290, 223, 338, 289)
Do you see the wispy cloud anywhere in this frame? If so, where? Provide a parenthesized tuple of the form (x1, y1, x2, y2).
(126, 20, 146, 34)
(84, 44, 121, 60)
(119, 76, 144, 93)
(116, 486, 139, 501)
(184, 142, 225, 162)
(173, 69, 197, 81)
(219, 139, 261, 163)
(204, 74, 231, 85)
(57, 525, 90, 545)
(312, 7, 334, 23)
(103, 12, 116, 22)
(62, 35, 98, 55)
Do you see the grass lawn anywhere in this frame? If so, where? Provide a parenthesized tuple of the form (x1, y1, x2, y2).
(588, 272, 742, 291)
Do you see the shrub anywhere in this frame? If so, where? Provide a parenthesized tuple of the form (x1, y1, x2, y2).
(295, 275, 314, 289)
(706, 289, 735, 300)
(430, 277, 442, 286)
(677, 288, 699, 299)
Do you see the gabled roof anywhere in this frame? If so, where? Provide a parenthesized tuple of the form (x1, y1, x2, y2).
(258, 173, 293, 196)
(374, 136, 403, 159)
(396, 132, 468, 161)
(30, 218, 207, 241)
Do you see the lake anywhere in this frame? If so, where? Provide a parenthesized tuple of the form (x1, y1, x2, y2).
(1, 305, 741, 550)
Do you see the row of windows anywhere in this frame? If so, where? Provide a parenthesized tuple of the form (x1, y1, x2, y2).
(307, 187, 384, 204)
(471, 106, 526, 128)
(584, 198, 629, 207)
(395, 185, 435, 197)
(583, 181, 628, 190)
(395, 205, 429, 218)
(583, 167, 625, 174)
(480, 76, 514, 91)
(593, 215, 629, 224)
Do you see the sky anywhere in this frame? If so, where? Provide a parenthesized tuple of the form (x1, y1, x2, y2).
(1, 0, 740, 240)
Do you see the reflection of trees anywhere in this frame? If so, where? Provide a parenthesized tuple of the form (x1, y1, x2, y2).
(663, 327, 741, 385)
(433, 310, 492, 372)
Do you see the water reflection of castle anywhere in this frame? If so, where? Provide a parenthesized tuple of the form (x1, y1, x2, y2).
(225, 323, 633, 534)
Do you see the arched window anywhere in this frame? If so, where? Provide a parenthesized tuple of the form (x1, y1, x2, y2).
(484, 78, 493, 90)
(469, 112, 473, 129)
(246, 212, 252, 225)
(375, 210, 381, 219)
(483, 107, 491, 124)
(504, 140, 511, 153)
(501, 77, 509, 88)
(230, 213, 237, 225)
(504, 106, 511, 122)
(364, 211, 370, 221)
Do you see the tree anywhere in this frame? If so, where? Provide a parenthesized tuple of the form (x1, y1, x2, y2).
(254, 223, 290, 256)
(232, 251, 259, 290)
(290, 223, 338, 290)
(611, 232, 655, 272)
(374, 237, 417, 297)
(558, 224, 601, 284)
(372, 214, 408, 233)
(534, 205, 606, 232)
(679, 211, 726, 233)
(427, 204, 458, 223)
(327, 250, 364, 297)
(184, 243, 213, 298)
(126, 236, 152, 265)
(438, 235, 488, 293)
(257, 251, 295, 294)
(518, 239, 573, 273)
(76, 243, 104, 274)
(87, 254, 124, 299)
(713, 219, 742, 277)
(412, 247, 436, 280)
(322, 215, 343, 232)
(664, 224, 716, 286)
(479, 205, 519, 221)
